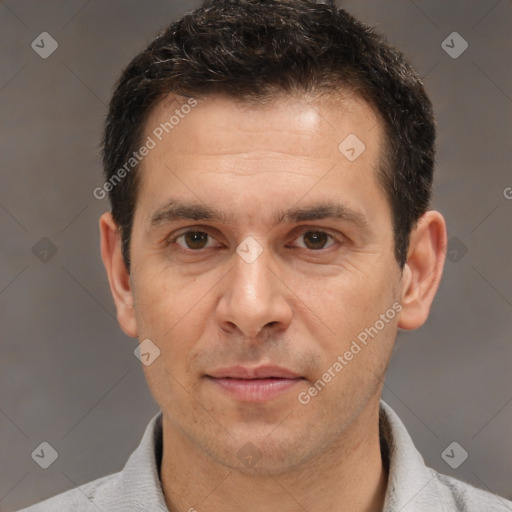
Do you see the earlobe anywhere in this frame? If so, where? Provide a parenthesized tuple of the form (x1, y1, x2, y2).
(397, 210, 447, 331)
(99, 212, 138, 338)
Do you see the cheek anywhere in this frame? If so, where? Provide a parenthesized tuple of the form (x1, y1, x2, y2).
(302, 265, 394, 338)
(133, 271, 210, 414)
(135, 261, 198, 323)
(133, 268, 201, 354)
(132, 264, 225, 378)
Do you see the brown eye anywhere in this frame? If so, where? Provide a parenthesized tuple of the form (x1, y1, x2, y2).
(178, 231, 211, 250)
(294, 231, 337, 251)
(301, 231, 332, 250)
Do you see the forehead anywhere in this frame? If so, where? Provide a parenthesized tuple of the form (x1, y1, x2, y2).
(142, 91, 381, 161)
(134, 92, 387, 228)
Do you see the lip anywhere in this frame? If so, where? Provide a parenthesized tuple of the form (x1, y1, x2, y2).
(207, 365, 301, 379)
(206, 365, 304, 402)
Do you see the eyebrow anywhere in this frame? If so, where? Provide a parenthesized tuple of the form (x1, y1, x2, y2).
(147, 199, 371, 232)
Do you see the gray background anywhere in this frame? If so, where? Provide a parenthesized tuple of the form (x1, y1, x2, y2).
(1, 0, 511, 510)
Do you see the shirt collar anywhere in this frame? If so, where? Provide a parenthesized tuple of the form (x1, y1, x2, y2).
(380, 400, 447, 511)
(118, 410, 168, 511)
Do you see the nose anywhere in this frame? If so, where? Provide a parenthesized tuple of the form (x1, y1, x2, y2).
(216, 244, 293, 341)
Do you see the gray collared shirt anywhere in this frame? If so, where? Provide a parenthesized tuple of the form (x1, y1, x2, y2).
(17, 401, 512, 511)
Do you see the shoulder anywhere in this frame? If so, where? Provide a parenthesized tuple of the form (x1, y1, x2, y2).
(14, 471, 122, 512)
(16, 411, 167, 512)
(434, 471, 512, 511)
(379, 401, 511, 511)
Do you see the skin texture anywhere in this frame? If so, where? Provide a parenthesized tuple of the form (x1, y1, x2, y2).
(100, 92, 447, 512)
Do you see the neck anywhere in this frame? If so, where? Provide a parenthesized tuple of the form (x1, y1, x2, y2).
(161, 400, 387, 512)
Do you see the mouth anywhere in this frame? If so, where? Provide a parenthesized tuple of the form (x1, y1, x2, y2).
(205, 365, 305, 402)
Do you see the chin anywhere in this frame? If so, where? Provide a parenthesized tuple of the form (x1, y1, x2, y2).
(208, 432, 317, 476)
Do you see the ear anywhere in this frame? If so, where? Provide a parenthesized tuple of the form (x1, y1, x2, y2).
(398, 210, 447, 330)
(99, 212, 138, 338)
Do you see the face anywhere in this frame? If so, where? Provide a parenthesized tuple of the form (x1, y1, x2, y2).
(120, 92, 404, 473)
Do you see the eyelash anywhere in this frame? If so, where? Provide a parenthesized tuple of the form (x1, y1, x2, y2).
(166, 228, 341, 253)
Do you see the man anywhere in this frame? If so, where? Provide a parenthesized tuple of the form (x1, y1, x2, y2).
(18, 0, 511, 510)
